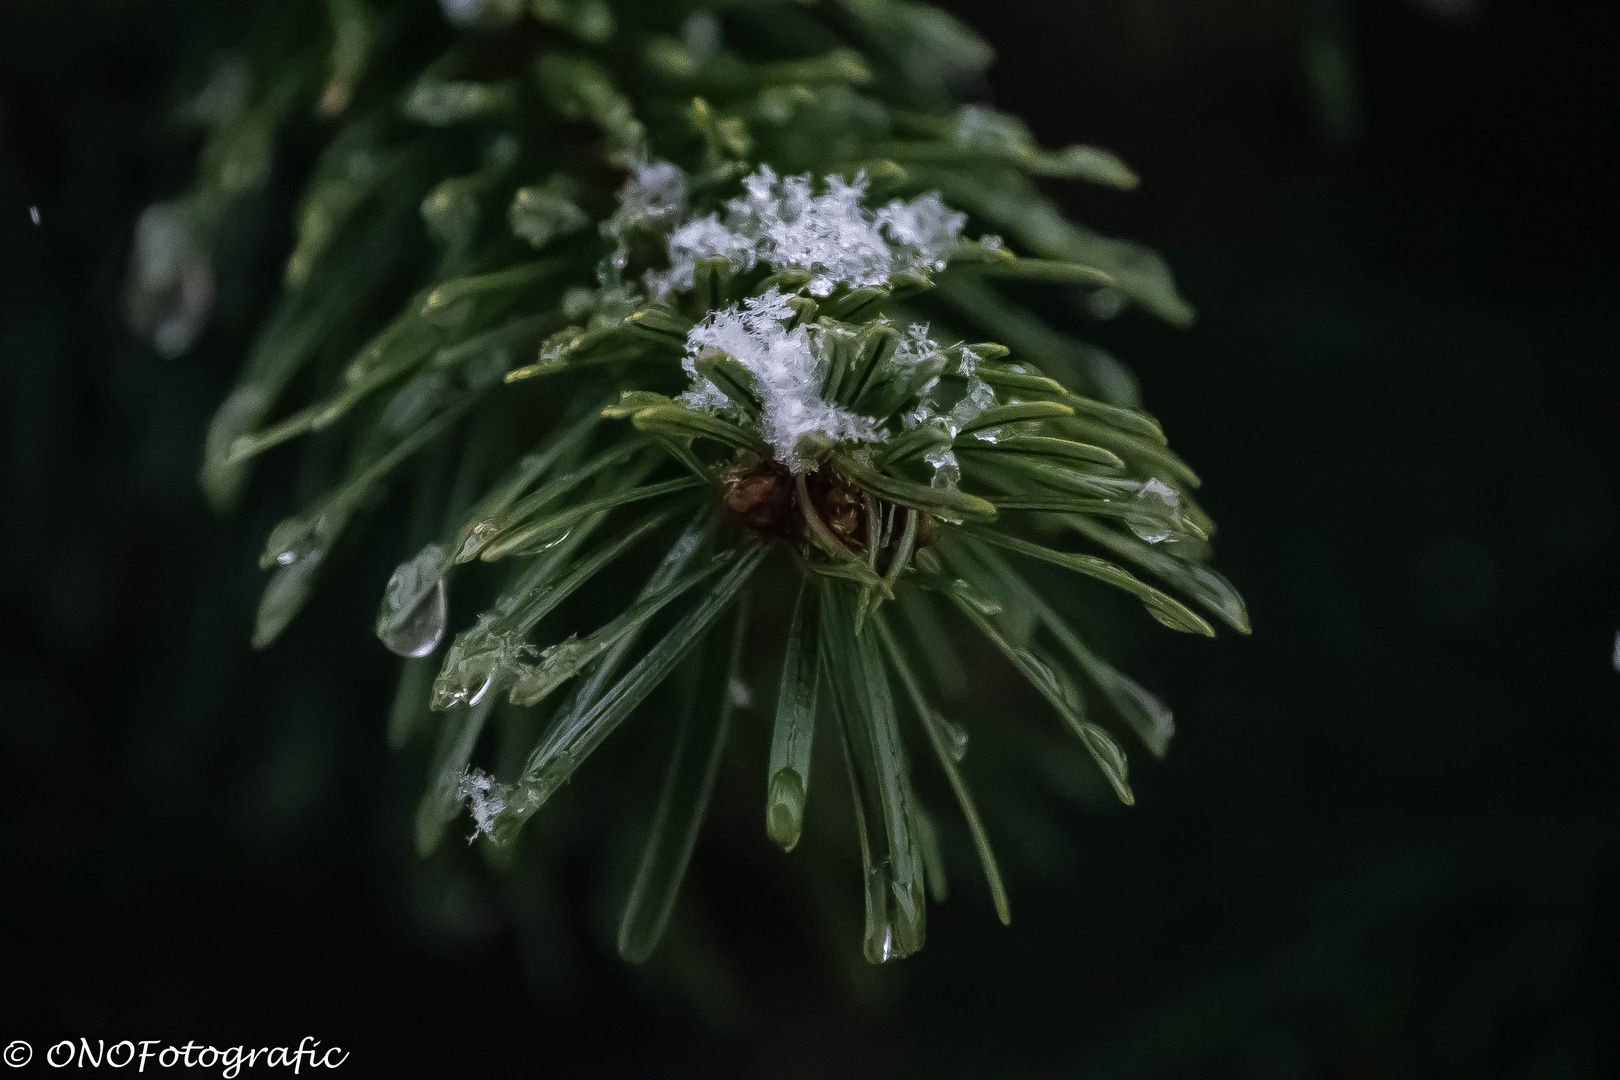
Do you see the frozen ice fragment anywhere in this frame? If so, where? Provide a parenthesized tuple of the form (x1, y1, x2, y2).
(924, 444, 960, 491)
(603, 159, 689, 281)
(457, 767, 509, 841)
(875, 193, 965, 273)
(431, 614, 538, 709)
(946, 376, 995, 437)
(618, 159, 687, 228)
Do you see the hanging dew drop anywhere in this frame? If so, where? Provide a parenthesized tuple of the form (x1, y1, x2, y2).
(1126, 477, 1184, 544)
(939, 714, 969, 762)
(766, 768, 807, 851)
(381, 576, 447, 658)
(377, 544, 450, 657)
(260, 515, 322, 569)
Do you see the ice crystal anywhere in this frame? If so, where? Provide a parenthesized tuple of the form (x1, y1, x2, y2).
(948, 376, 996, 435)
(617, 159, 687, 228)
(876, 193, 967, 275)
(900, 345, 997, 489)
(923, 442, 961, 491)
(602, 159, 689, 279)
(508, 633, 602, 706)
(648, 167, 966, 299)
(431, 613, 539, 709)
(892, 322, 939, 369)
(648, 214, 757, 296)
(457, 767, 508, 841)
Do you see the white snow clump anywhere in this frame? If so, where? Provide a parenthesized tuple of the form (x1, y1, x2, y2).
(649, 165, 966, 298)
(457, 767, 508, 842)
(682, 289, 893, 471)
(602, 160, 690, 277)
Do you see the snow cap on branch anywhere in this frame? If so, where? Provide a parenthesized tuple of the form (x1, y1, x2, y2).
(649, 166, 966, 298)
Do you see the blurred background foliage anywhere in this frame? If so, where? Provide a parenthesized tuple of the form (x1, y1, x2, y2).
(2, 0, 1616, 1075)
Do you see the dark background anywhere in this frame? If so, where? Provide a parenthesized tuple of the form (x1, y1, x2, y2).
(2, 0, 1616, 1075)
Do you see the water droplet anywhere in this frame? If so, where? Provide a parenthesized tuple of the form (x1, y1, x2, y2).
(377, 544, 450, 657)
(125, 199, 214, 359)
(509, 184, 590, 250)
(862, 862, 895, 965)
(952, 579, 1002, 616)
(260, 515, 320, 568)
(681, 11, 721, 60)
(1087, 286, 1124, 320)
(766, 769, 806, 852)
(889, 879, 926, 955)
(377, 550, 450, 660)
(380, 372, 449, 436)
(1015, 648, 1083, 715)
(1126, 477, 1184, 544)
(938, 714, 969, 761)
